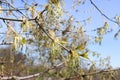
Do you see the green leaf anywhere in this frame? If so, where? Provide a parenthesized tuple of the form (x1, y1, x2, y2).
(71, 50, 79, 59)
(79, 51, 89, 59)
(76, 41, 86, 50)
(22, 37, 26, 44)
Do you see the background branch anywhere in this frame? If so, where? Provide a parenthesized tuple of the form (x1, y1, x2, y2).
(1, 62, 65, 80)
(66, 68, 120, 80)
(1, 67, 119, 80)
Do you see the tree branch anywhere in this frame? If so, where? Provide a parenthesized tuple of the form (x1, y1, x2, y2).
(1, 0, 27, 17)
(0, 62, 65, 80)
(0, 42, 13, 45)
(66, 68, 120, 80)
(0, 17, 35, 22)
(0, 8, 28, 11)
(1, 67, 120, 80)
(90, 0, 119, 25)
(34, 15, 71, 54)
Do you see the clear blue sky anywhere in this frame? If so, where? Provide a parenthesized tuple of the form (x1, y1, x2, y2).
(64, 0, 120, 68)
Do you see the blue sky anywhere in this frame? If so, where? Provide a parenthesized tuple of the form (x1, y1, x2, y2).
(87, 0, 120, 68)
(64, 0, 120, 68)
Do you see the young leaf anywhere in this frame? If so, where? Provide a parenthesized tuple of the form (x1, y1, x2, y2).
(76, 41, 86, 50)
(61, 40, 67, 45)
(72, 50, 79, 59)
(79, 51, 89, 59)
(22, 37, 26, 44)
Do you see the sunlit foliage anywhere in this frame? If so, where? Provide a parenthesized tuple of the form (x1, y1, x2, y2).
(0, 0, 119, 80)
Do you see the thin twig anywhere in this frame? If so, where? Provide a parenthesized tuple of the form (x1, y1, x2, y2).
(0, 8, 28, 11)
(90, 0, 118, 25)
(1, 0, 27, 17)
(0, 17, 35, 22)
(0, 42, 13, 45)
